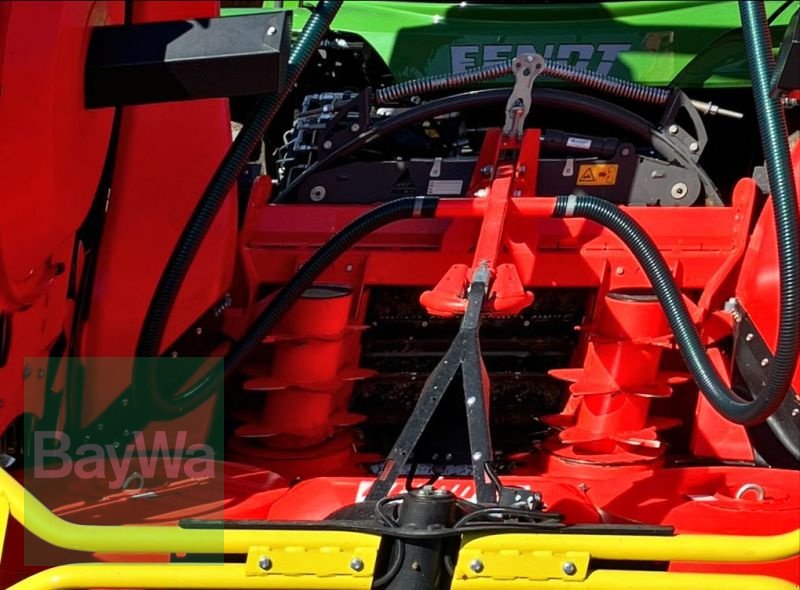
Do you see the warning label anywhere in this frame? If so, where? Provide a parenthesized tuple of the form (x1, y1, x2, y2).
(576, 163, 618, 186)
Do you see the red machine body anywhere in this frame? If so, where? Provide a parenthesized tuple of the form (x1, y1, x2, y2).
(0, 0, 798, 587)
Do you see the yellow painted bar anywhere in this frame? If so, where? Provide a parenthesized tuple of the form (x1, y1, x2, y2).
(7, 564, 796, 590)
(0, 469, 379, 555)
(450, 570, 797, 590)
(2, 468, 798, 565)
(7, 563, 371, 590)
(460, 529, 800, 563)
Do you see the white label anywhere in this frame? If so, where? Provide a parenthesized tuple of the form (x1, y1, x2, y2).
(566, 137, 593, 150)
(427, 179, 463, 196)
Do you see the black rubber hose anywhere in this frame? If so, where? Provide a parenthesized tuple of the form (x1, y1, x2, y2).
(272, 87, 720, 204)
(552, 194, 794, 425)
(137, 196, 439, 418)
(133, 0, 342, 415)
(738, 0, 800, 426)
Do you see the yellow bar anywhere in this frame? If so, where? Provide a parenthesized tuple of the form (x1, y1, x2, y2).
(2, 468, 798, 565)
(7, 564, 796, 590)
(7, 563, 371, 590)
(0, 469, 379, 555)
(460, 529, 800, 563)
(450, 570, 797, 590)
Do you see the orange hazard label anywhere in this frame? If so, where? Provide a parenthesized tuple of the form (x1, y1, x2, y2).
(576, 163, 618, 186)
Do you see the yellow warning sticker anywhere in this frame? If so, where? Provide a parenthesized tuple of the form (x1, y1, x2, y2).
(576, 163, 619, 186)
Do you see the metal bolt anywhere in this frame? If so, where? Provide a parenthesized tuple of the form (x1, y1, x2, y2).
(350, 123, 360, 133)
(195, 326, 203, 335)
(37, 369, 45, 378)
(23, 366, 31, 379)
(513, 189, 522, 197)
(621, 147, 631, 156)
(345, 264, 353, 272)
(121, 398, 129, 407)
(689, 142, 699, 153)
(411, 561, 421, 571)
(350, 557, 364, 572)
(668, 124, 679, 135)
(745, 333, 754, 342)
(480, 165, 493, 177)
(671, 182, 688, 199)
(467, 396, 476, 406)
(615, 266, 625, 276)
(519, 165, 527, 174)
(791, 408, 799, 417)
(525, 54, 534, 63)
(470, 559, 484, 573)
(258, 556, 272, 571)
(170, 351, 178, 358)
(266, 26, 277, 36)
(445, 453, 453, 461)
(322, 140, 333, 150)
(310, 186, 327, 202)
(562, 561, 577, 576)
(472, 451, 482, 461)
(760, 358, 770, 367)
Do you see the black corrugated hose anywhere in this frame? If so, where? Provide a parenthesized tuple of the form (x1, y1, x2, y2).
(138, 196, 438, 419)
(553, 2, 799, 427)
(133, 0, 343, 417)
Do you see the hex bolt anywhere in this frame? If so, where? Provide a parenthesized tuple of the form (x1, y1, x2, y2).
(791, 408, 800, 417)
(689, 142, 699, 153)
(350, 123, 360, 133)
(615, 266, 625, 276)
(322, 140, 333, 150)
(472, 451, 482, 461)
(466, 396, 476, 406)
(562, 561, 578, 576)
(745, 333, 754, 342)
(350, 557, 364, 572)
(470, 559, 484, 573)
(668, 124, 679, 135)
(258, 556, 272, 571)
(760, 358, 770, 367)
(266, 26, 277, 36)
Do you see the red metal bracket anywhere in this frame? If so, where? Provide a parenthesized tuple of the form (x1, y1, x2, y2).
(420, 129, 540, 317)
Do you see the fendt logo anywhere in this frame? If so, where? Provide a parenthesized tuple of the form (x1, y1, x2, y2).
(33, 430, 215, 490)
(451, 42, 632, 76)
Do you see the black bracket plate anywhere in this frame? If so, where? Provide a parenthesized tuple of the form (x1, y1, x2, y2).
(86, 12, 290, 108)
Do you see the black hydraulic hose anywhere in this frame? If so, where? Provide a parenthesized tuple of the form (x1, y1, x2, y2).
(133, 0, 342, 416)
(552, 194, 793, 425)
(374, 58, 742, 119)
(137, 196, 439, 419)
(738, 0, 800, 424)
(272, 88, 720, 204)
(376, 58, 669, 106)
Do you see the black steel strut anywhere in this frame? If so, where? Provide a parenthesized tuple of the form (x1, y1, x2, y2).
(366, 264, 497, 504)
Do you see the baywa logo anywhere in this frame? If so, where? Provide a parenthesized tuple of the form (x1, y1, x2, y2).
(33, 430, 215, 490)
(451, 43, 632, 76)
